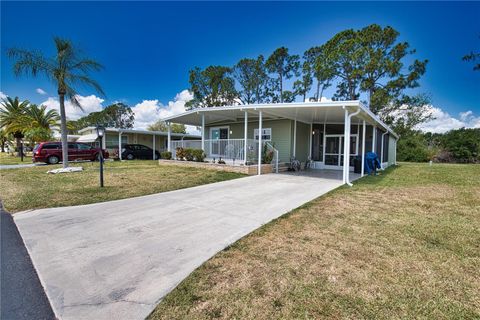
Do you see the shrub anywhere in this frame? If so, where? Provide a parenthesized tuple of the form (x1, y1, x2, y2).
(192, 149, 205, 162)
(184, 148, 194, 161)
(262, 143, 274, 164)
(161, 151, 172, 160)
(218, 158, 226, 164)
(176, 147, 186, 160)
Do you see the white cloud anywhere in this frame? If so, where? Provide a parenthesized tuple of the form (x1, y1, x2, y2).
(417, 107, 480, 133)
(131, 89, 198, 134)
(36, 88, 47, 95)
(0, 91, 7, 100)
(42, 94, 105, 120)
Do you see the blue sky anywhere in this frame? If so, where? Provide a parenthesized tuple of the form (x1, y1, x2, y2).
(1, 1, 479, 131)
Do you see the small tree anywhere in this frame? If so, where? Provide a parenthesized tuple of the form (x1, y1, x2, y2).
(147, 120, 186, 134)
(0, 97, 29, 156)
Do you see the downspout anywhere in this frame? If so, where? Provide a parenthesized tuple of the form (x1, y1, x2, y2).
(343, 106, 361, 187)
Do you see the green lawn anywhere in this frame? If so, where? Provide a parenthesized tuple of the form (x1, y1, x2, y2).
(0, 152, 33, 165)
(149, 163, 480, 320)
(0, 160, 245, 213)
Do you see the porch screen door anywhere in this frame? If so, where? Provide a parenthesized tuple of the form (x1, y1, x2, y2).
(324, 136, 341, 166)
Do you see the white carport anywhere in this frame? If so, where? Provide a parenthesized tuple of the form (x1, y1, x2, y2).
(162, 101, 398, 185)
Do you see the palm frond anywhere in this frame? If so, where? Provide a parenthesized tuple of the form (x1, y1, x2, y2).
(6, 48, 52, 77)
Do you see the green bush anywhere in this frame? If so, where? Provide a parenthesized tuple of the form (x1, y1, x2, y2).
(192, 149, 206, 162)
(184, 148, 195, 161)
(161, 151, 172, 160)
(176, 147, 186, 160)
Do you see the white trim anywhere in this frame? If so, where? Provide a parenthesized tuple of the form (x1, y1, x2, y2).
(244, 111, 248, 165)
(201, 113, 205, 151)
(309, 123, 313, 158)
(361, 120, 366, 177)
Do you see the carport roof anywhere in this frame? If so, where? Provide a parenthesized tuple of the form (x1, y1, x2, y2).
(162, 101, 398, 138)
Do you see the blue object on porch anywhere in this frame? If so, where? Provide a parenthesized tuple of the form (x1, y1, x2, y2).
(364, 152, 381, 174)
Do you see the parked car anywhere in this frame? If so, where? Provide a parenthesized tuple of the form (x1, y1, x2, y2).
(33, 142, 109, 164)
(121, 144, 160, 160)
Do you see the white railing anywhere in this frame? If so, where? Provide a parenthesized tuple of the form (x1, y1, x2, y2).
(170, 139, 259, 162)
(170, 139, 279, 172)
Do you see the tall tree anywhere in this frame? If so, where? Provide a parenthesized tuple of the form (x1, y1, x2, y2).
(0, 97, 29, 156)
(8, 37, 104, 168)
(147, 120, 186, 133)
(233, 55, 269, 104)
(265, 47, 300, 103)
(304, 45, 336, 101)
(0, 128, 8, 153)
(76, 103, 134, 129)
(325, 29, 363, 101)
(186, 66, 238, 109)
(293, 72, 313, 102)
(356, 24, 428, 114)
(463, 36, 480, 71)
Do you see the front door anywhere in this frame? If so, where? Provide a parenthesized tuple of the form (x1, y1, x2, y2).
(210, 127, 229, 156)
(324, 135, 342, 167)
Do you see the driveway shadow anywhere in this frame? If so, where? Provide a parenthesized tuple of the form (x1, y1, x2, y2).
(1, 206, 55, 320)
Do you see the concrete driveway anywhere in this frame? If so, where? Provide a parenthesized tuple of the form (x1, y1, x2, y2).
(14, 171, 349, 320)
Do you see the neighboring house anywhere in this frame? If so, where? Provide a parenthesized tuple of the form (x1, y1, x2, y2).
(69, 127, 200, 159)
(161, 100, 398, 185)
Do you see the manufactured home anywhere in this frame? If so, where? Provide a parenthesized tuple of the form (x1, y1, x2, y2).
(70, 127, 200, 159)
(162, 101, 398, 185)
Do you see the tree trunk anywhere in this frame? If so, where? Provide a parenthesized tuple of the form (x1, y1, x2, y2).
(279, 72, 283, 103)
(316, 82, 321, 101)
(16, 137, 22, 157)
(1, 139, 5, 152)
(59, 93, 69, 168)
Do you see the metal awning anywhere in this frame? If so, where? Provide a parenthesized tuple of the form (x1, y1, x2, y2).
(76, 133, 98, 143)
(161, 101, 398, 138)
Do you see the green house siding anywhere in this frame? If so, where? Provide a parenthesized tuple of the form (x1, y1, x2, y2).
(294, 121, 310, 163)
(388, 135, 396, 165)
(206, 119, 293, 162)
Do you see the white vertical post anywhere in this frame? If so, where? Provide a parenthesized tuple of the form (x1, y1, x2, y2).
(372, 126, 376, 153)
(394, 139, 397, 165)
(244, 111, 248, 164)
(167, 122, 171, 152)
(381, 132, 387, 169)
(201, 113, 205, 151)
(293, 119, 297, 158)
(309, 123, 313, 158)
(118, 132, 122, 160)
(152, 134, 156, 160)
(343, 109, 349, 184)
(361, 120, 366, 177)
(257, 111, 263, 175)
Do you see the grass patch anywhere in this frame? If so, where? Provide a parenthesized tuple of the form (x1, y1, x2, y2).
(149, 163, 480, 319)
(0, 160, 245, 212)
(0, 152, 33, 165)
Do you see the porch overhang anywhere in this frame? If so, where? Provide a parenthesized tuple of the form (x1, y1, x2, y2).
(162, 101, 398, 139)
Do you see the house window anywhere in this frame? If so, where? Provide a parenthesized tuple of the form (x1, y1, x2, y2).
(254, 128, 272, 141)
(106, 135, 128, 148)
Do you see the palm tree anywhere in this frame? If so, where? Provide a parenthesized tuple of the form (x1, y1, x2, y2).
(7, 37, 104, 168)
(24, 104, 60, 144)
(0, 97, 30, 156)
(0, 128, 9, 153)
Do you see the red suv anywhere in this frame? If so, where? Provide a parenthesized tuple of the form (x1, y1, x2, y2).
(33, 142, 109, 164)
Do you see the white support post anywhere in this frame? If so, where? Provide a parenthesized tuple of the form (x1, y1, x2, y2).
(167, 122, 171, 152)
(380, 132, 387, 169)
(372, 126, 376, 153)
(257, 111, 263, 175)
(244, 111, 248, 164)
(201, 113, 205, 151)
(293, 119, 297, 158)
(118, 132, 123, 160)
(309, 123, 313, 159)
(343, 109, 349, 184)
(361, 120, 366, 177)
(152, 134, 156, 160)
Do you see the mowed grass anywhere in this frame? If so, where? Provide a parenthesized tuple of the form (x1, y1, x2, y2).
(0, 160, 245, 212)
(150, 163, 480, 320)
(0, 152, 33, 165)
